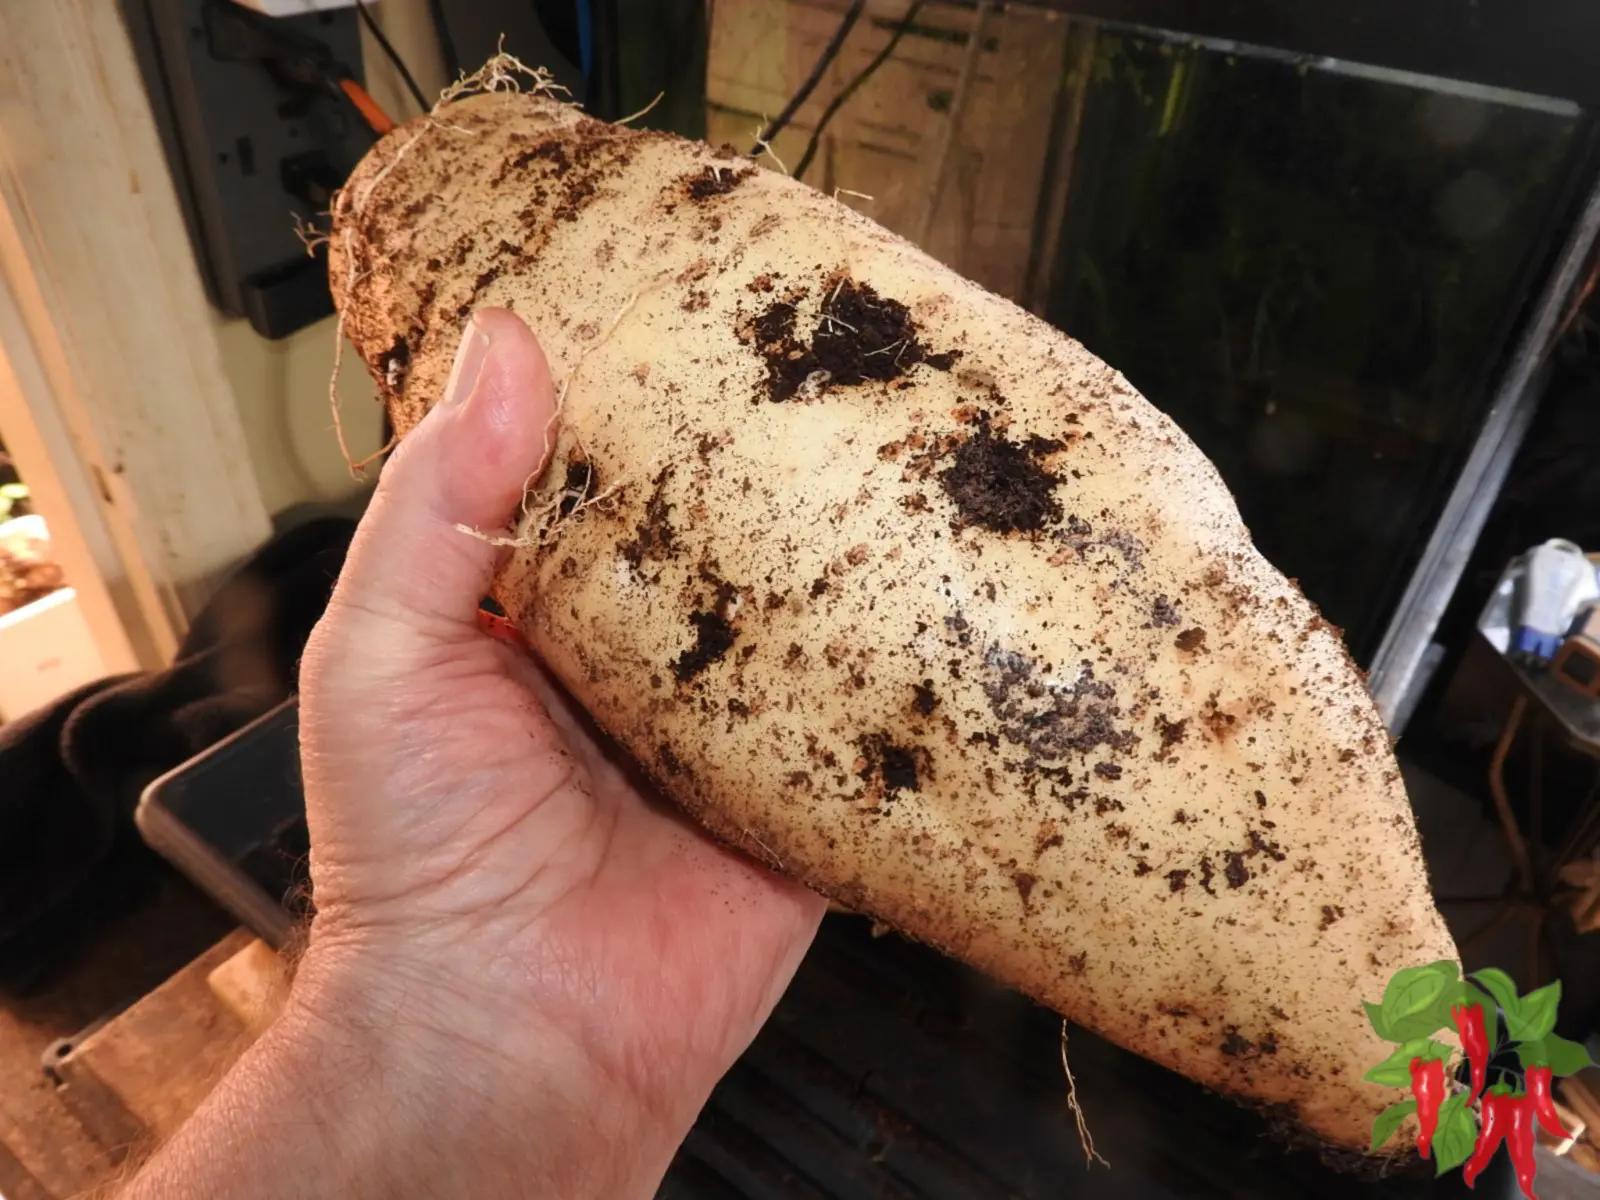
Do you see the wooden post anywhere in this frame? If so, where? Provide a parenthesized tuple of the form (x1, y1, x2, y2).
(0, 2, 274, 662)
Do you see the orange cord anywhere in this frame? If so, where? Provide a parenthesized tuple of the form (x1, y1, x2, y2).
(339, 78, 396, 135)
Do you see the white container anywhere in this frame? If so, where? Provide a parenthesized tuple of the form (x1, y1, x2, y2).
(0, 517, 108, 722)
(1513, 538, 1600, 661)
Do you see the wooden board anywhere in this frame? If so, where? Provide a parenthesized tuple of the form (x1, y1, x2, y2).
(0, 876, 238, 1198)
(206, 937, 289, 1037)
(51, 930, 259, 1150)
(705, 0, 1070, 301)
(0, 923, 287, 1198)
(0, 1, 274, 651)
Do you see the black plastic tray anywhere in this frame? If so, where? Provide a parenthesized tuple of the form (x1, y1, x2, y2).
(135, 698, 308, 949)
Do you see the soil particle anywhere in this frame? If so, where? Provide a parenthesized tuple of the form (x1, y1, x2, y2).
(685, 164, 754, 200)
(672, 609, 736, 682)
(939, 413, 1064, 535)
(1150, 595, 1180, 627)
(858, 734, 922, 795)
(1154, 714, 1188, 758)
(1224, 852, 1250, 889)
(1200, 693, 1237, 740)
(1175, 627, 1207, 653)
(744, 277, 958, 402)
(1167, 869, 1190, 893)
(1319, 905, 1345, 931)
(1013, 872, 1038, 905)
(620, 467, 682, 569)
(911, 681, 939, 716)
(557, 459, 595, 517)
(978, 648, 1135, 761)
(1220, 1028, 1253, 1057)
(472, 264, 502, 295)
(1093, 762, 1123, 781)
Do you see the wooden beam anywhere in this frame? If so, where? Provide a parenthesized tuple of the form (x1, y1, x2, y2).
(0, 267, 147, 672)
(53, 931, 257, 1147)
(0, 1, 273, 655)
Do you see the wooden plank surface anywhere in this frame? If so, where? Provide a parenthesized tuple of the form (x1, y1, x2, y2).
(0, 875, 236, 1198)
(206, 937, 290, 1038)
(53, 929, 257, 1149)
(0, 1, 274, 643)
(705, 0, 1068, 300)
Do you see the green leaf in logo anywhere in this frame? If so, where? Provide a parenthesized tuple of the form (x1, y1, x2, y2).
(1471, 968, 1521, 1026)
(1363, 1039, 1454, 1087)
(1381, 961, 1460, 1041)
(1364, 1000, 1393, 1042)
(1516, 1033, 1594, 1077)
(1369, 1098, 1417, 1154)
(1508, 981, 1560, 1044)
(1432, 1093, 1477, 1176)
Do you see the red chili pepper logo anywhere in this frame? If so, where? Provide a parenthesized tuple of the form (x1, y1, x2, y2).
(1362, 964, 1593, 1197)
(1463, 1089, 1508, 1189)
(1506, 1093, 1540, 1199)
(1409, 1056, 1445, 1158)
(1453, 1001, 1490, 1104)
(1527, 1066, 1571, 1142)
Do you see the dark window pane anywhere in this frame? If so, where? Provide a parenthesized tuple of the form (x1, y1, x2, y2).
(1045, 32, 1584, 663)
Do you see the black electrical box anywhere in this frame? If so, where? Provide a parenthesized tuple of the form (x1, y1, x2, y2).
(120, 0, 375, 339)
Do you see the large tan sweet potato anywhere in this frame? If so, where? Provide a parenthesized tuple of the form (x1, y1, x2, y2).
(330, 81, 1458, 1157)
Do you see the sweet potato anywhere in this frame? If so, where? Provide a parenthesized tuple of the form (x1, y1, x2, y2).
(330, 79, 1458, 1157)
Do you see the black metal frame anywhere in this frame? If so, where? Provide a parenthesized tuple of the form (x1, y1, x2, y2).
(1011, 0, 1600, 729)
(1025, 0, 1600, 108)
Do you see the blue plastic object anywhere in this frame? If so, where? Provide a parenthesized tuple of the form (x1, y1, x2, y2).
(1512, 626, 1563, 661)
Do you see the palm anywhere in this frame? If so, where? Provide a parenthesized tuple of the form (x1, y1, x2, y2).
(301, 623, 823, 1125)
(292, 310, 822, 1186)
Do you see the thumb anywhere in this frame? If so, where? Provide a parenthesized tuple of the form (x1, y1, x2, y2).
(324, 307, 557, 657)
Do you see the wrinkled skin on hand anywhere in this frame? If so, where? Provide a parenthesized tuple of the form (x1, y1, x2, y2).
(296, 308, 824, 1191)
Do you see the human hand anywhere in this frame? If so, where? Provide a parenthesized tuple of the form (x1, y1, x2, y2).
(292, 308, 826, 1196)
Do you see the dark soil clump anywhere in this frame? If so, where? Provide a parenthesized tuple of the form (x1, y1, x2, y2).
(858, 734, 922, 795)
(746, 277, 958, 402)
(685, 165, 753, 200)
(979, 648, 1136, 761)
(939, 414, 1064, 534)
(557, 460, 594, 518)
(620, 467, 681, 569)
(672, 610, 736, 682)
